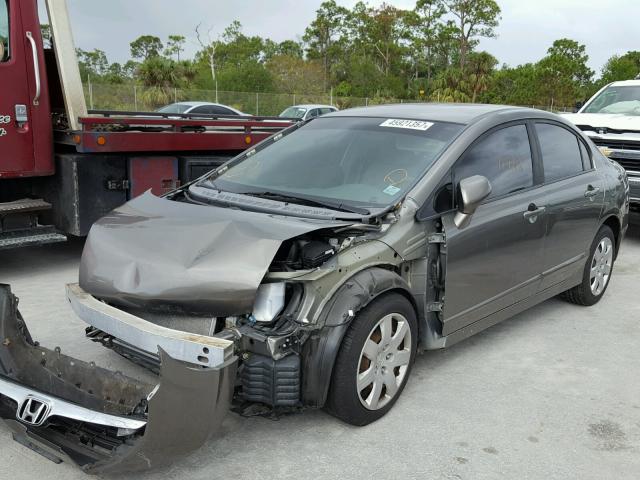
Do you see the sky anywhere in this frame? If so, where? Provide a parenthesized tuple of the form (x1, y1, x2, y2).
(39, 0, 640, 76)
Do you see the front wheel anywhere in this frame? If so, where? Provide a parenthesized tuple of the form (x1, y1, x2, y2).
(326, 293, 418, 426)
(562, 225, 615, 306)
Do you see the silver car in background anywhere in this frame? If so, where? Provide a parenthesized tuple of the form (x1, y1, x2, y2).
(279, 104, 338, 120)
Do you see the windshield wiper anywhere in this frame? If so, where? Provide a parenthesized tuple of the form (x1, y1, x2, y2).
(238, 191, 370, 215)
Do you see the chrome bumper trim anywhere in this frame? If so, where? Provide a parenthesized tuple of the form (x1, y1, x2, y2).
(66, 283, 234, 368)
(0, 376, 146, 431)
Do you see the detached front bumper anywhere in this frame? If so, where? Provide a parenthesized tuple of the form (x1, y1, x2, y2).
(0, 284, 238, 474)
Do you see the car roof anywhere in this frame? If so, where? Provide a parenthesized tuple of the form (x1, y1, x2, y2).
(175, 102, 229, 108)
(287, 104, 337, 109)
(327, 103, 537, 125)
(608, 80, 640, 87)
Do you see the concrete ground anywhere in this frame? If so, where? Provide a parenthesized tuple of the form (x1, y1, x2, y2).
(1, 229, 639, 480)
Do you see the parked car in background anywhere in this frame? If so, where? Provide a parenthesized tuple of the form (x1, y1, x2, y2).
(0, 104, 629, 474)
(279, 104, 338, 120)
(563, 79, 640, 208)
(156, 101, 249, 116)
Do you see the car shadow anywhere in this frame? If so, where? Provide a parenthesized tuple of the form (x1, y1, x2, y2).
(0, 236, 85, 279)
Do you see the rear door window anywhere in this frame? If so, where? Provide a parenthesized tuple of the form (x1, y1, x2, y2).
(210, 106, 237, 115)
(191, 106, 210, 114)
(455, 124, 534, 200)
(536, 123, 585, 182)
(0, 0, 9, 62)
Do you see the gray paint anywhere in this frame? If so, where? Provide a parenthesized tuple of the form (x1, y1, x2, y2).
(77, 104, 628, 385)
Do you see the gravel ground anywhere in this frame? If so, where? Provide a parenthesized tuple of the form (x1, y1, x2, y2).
(1, 227, 639, 480)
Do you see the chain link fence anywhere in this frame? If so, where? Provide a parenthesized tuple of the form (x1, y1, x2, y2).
(83, 83, 574, 115)
(84, 83, 402, 115)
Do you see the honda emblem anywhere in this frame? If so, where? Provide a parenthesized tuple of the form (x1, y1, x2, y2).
(17, 396, 51, 426)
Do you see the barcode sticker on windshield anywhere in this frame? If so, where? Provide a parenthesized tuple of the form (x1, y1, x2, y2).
(379, 119, 434, 131)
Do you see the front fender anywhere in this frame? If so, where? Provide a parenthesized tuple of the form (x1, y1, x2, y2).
(300, 268, 416, 408)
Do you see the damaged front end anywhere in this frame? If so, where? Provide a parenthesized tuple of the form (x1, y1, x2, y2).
(0, 284, 237, 474)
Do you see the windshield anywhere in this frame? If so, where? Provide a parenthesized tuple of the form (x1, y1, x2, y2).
(280, 107, 308, 118)
(583, 85, 640, 115)
(198, 117, 463, 209)
(156, 103, 191, 114)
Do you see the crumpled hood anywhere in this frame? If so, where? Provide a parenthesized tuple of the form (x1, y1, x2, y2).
(562, 113, 640, 133)
(80, 191, 343, 315)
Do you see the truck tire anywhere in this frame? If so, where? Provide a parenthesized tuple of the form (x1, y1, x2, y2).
(562, 225, 615, 306)
(326, 293, 417, 426)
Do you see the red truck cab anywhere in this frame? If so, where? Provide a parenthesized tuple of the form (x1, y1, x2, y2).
(0, 0, 53, 179)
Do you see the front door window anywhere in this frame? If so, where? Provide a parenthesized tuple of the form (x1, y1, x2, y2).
(455, 124, 534, 200)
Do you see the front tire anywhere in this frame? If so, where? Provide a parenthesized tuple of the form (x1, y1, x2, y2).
(326, 293, 418, 426)
(563, 225, 615, 306)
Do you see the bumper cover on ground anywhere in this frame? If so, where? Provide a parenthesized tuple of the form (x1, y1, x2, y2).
(0, 284, 238, 474)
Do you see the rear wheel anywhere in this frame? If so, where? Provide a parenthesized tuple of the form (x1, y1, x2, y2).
(326, 293, 417, 426)
(563, 225, 615, 306)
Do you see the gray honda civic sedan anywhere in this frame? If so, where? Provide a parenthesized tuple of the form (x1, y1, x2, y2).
(0, 104, 630, 472)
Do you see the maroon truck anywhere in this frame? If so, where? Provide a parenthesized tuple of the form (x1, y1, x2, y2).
(0, 0, 292, 249)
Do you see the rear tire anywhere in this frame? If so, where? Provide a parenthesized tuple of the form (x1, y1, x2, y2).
(326, 293, 417, 426)
(562, 225, 615, 306)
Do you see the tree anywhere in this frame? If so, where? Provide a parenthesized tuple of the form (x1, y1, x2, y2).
(537, 38, 594, 107)
(267, 54, 324, 94)
(165, 35, 186, 61)
(137, 57, 195, 88)
(194, 21, 274, 93)
(276, 40, 304, 59)
(303, 0, 351, 92)
(445, 0, 501, 70)
(77, 48, 109, 80)
(483, 63, 540, 106)
(195, 23, 219, 96)
(465, 50, 497, 102)
(363, 4, 409, 77)
(409, 0, 446, 83)
(600, 51, 640, 85)
(130, 35, 163, 60)
(123, 60, 139, 78)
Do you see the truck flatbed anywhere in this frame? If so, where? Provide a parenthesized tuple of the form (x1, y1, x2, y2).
(56, 111, 296, 153)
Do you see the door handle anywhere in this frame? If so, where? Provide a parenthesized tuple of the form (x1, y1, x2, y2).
(523, 205, 546, 222)
(584, 186, 601, 198)
(25, 32, 41, 106)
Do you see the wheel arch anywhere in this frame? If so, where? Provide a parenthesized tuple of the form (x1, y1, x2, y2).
(600, 214, 622, 259)
(300, 267, 418, 408)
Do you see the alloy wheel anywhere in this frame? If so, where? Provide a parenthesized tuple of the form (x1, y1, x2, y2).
(357, 313, 412, 410)
(590, 236, 613, 296)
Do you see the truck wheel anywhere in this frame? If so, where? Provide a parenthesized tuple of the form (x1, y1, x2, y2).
(326, 293, 417, 426)
(563, 225, 615, 306)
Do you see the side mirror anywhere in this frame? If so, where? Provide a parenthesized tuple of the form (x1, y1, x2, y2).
(575, 101, 584, 112)
(454, 175, 492, 229)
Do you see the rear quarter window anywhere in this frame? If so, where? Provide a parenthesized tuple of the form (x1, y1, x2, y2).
(536, 123, 585, 182)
